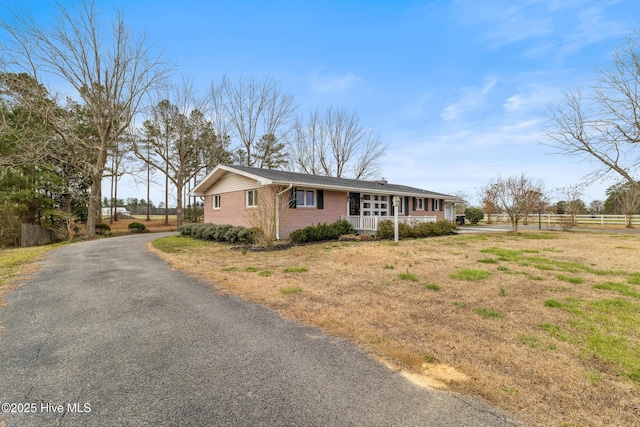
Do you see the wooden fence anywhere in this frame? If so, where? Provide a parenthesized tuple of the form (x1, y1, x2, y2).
(21, 224, 57, 247)
(485, 214, 640, 227)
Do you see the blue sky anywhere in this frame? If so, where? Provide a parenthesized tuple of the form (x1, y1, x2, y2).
(5, 0, 639, 206)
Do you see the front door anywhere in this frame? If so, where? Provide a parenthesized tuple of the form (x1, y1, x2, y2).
(349, 193, 360, 216)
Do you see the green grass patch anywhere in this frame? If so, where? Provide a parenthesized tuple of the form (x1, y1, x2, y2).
(557, 275, 585, 284)
(538, 322, 569, 342)
(245, 267, 259, 272)
(259, 270, 273, 277)
(477, 258, 498, 264)
(518, 232, 558, 240)
(518, 335, 541, 348)
(398, 271, 419, 281)
(424, 283, 441, 291)
(452, 301, 466, 307)
(384, 264, 395, 269)
(497, 266, 510, 272)
(532, 263, 554, 271)
(480, 245, 630, 276)
(541, 297, 640, 384)
(628, 273, 640, 285)
(151, 235, 209, 254)
(474, 307, 504, 318)
(450, 268, 491, 281)
(544, 286, 571, 292)
(500, 386, 519, 395)
(221, 266, 237, 272)
(544, 299, 563, 308)
(480, 247, 521, 261)
(422, 353, 437, 363)
(280, 286, 303, 295)
(283, 267, 309, 273)
(593, 282, 640, 299)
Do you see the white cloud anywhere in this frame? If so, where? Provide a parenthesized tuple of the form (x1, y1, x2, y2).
(441, 77, 497, 120)
(311, 70, 364, 93)
(450, 0, 632, 57)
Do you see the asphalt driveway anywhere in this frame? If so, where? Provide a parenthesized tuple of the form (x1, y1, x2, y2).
(0, 233, 517, 426)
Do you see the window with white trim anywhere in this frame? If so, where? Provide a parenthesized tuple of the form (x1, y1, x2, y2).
(416, 198, 424, 210)
(246, 189, 258, 207)
(295, 189, 315, 207)
(212, 194, 221, 209)
(432, 198, 440, 211)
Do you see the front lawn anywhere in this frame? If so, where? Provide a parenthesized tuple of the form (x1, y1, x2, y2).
(150, 231, 640, 427)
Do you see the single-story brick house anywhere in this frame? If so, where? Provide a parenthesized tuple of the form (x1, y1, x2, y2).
(190, 164, 460, 239)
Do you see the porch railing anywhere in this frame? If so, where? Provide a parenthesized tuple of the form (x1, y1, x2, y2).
(341, 215, 437, 232)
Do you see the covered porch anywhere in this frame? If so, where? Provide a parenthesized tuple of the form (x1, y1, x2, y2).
(341, 215, 437, 232)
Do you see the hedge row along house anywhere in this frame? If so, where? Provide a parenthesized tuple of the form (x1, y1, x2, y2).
(190, 164, 459, 240)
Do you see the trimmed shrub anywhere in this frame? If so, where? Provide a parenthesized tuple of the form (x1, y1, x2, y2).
(179, 223, 197, 235)
(202, 224, 219, 240)
(193, 223, 209, 238)
(376, 219, 457, 240)
(289, 219, 356, 244)
(376, 220, 394, 240)
(465, 207, 484, 224)
(179, 222, 257, 244)
(398, 222, 414, 238)
(95, 223, 111, 235)
(237, 228, 258, 244)
(224, 226, 244, 243)
(128, 222, 146, 233)
(213, 224, 232, 242)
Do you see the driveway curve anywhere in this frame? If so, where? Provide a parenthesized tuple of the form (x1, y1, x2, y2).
(0, 233, 517, 426)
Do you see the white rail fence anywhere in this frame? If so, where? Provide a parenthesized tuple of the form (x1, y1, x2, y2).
(485, 214, 640, 227)
(342, 215, 437, 231)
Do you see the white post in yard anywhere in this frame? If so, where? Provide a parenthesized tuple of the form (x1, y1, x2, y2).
(393, 196, 400, 243)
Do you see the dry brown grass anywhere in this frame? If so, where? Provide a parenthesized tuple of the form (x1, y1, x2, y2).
(104, 217, 178, 234)
(150, 230, 640, 427)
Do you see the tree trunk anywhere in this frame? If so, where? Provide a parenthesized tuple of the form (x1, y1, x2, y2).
(86, 176, 101, 239)
(176, 176, 183, 229)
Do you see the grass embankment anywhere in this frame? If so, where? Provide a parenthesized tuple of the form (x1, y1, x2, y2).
(0, 244, 61, 303)
(150, 231, 640, 427)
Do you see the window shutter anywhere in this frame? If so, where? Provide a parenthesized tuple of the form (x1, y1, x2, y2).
(390, 196, 395, 215)
(289, 187, 296, 209)
(432, 198, 435, 211)
(404, 197, 409, 216)
(412, 197, 416, 211)
(440, 199, 444, 211)
(317, 190, 324, 209)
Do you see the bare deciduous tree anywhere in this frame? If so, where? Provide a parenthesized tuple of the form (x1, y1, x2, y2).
(545, 33, 640, 193)
(135, 81, 230, 228)
(556, 184, 586, 227)
(481, 174, 545, 232)
(291, 107, 385, 179)
(588, 200, 604, 214)
(210, 75, 296, 168)
(616, 185, 640, 227)
(0, 1, 170, 238)
(605, 181, 640, 227)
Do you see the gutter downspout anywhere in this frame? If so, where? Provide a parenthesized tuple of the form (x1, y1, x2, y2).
(275, 183, 293, 240)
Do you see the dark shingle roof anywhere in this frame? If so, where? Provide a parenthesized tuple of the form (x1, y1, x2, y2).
(218, 165, 457, 200)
